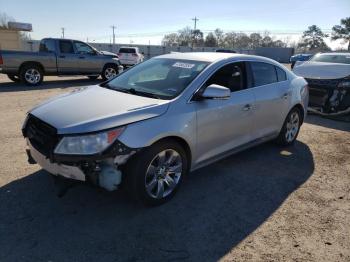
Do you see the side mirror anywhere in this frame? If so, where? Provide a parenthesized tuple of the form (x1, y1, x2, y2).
(200, 84, 231, 100)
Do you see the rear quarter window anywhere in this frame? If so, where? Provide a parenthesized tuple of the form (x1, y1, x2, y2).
(250, 62, 277, 87)
(276, 66, 287, 81)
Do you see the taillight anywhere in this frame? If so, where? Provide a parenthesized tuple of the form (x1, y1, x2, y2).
(0, 54, 3, 65)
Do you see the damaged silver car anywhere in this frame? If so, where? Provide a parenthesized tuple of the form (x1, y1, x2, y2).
(23, 52, 308, 205)
(293, 52, 350, 116)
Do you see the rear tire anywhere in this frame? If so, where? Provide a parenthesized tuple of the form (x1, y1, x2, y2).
(7, 74, 20, 82)
(20, 64, 44, 86)
(276, 107, 301, 146)
(124, 140, 188, 206)
(102, 64, 119, 81)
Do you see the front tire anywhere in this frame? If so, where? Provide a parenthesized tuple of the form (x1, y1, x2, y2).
(102, 64, 119, 81)
(276, 107, 301, 146)
(7, 74, 20, 82)
(20, 64, 44, 86)
(125, 140, 188, 206)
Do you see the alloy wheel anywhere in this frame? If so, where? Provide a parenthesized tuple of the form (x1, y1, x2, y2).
(145, 149, 183, 199)
(104, 68, 117, 79)
(285, 111, 300, 143)
(25, 69, 41, 84)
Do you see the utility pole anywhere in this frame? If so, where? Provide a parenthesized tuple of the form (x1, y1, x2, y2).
(191, 17, 199, 48)
(192, 16, 199, 31)
(111, 25, 116, 46)
(61, 27, 65, 38)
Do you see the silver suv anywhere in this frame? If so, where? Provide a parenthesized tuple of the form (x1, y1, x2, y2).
(23, 52, 309, 205)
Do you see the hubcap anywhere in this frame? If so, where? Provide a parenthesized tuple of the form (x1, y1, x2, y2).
(285, 111, 300, 142)
(104, 68, 117, 79)
(145, 149, 183, 199)
(25, 69, 41, 84)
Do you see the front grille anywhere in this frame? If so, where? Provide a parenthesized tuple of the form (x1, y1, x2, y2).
(305, 78, 340, 88)
(24, 115, 58, 159)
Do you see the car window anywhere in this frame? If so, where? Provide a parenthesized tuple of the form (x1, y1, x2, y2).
(250, 62, 277, 87)
(39, 39, 55, 53)
(59, 40, 74, 54)
(205, 62, 247, 92)
(74, 41, 95, 54)
(276, 66, 287, 82)
(119, 48, 136, 54)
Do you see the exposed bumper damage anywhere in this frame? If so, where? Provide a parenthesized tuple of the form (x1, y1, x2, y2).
(23, 115, 139, 193)
(26, 138, 138, 191)
(305, 78, 350, 116)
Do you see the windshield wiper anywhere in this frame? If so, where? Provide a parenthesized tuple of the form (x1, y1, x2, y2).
(129, 88, 161, 99)
(102, 84, 161, 99)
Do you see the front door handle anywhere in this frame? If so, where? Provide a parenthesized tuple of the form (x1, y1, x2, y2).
(242, 104, 252, 111)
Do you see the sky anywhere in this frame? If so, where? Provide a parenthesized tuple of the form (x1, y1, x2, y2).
(1, 0, 349, 49)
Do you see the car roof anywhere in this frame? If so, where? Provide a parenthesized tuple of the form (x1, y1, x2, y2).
(156, 52, 278, 64)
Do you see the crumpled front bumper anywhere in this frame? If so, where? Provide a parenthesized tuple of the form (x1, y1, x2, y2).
(26, 139, 86, 181)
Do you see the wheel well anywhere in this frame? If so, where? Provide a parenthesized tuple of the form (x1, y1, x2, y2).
(292, 104, 305, 124)
(153, 136, 192, 168)
(103, 63, 119, 70)
(19, 61, 45, 74)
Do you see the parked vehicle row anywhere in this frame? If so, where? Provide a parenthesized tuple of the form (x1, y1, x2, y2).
(23, 52, 309, 205)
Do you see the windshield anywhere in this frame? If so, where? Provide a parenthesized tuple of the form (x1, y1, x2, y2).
(104, 58, 209, 100)
(310, 54, 350, 64)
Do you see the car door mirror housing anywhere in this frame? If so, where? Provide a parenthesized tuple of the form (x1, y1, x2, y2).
(200, 84, 231, 100)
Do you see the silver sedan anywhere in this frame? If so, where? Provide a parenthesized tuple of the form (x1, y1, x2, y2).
(23, 52, 309, 205)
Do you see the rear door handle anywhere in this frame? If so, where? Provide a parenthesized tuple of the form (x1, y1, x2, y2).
(242, 104, 252, 111)
(281, 93, 289, 99)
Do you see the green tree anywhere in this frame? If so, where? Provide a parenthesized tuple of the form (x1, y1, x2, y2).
(332, 17, 350, 50)
(298, 25, 330, 51)
(204, 32, 217, 47)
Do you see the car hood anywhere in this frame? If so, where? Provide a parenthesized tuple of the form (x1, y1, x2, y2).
(293, 61, 350, 79)
(29, 85, 169, 134)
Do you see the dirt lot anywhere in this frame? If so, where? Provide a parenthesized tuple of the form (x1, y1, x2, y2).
(0, 74, 349, 262)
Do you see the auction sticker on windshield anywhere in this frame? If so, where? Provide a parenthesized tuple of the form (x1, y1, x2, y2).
(172, 62, 195, 69)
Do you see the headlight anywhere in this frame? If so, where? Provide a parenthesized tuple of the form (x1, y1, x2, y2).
(54, 127, 125, 155)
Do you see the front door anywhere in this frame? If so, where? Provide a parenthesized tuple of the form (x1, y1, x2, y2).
(57, 40, 81, 74)
(194, 62, 256, 165)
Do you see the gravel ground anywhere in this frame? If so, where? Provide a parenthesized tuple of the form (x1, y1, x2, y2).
(0, 74, 349, 262)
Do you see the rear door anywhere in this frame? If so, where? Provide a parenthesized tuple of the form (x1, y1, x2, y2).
(57, 40, 81, 74)
(248, 62, 291, 139)
(194, 62, 256, 165)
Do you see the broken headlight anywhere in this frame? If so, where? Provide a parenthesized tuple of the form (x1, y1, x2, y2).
(54, 127, 125, 155)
